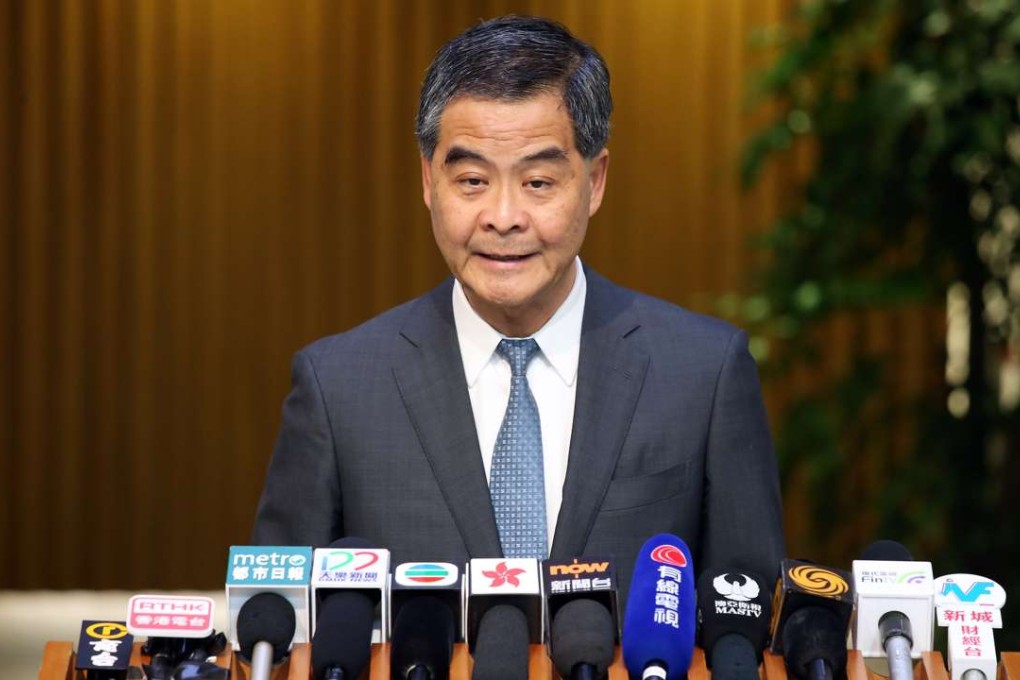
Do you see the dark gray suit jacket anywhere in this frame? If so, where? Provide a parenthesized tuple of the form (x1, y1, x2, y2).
(252, 268, 785, 600)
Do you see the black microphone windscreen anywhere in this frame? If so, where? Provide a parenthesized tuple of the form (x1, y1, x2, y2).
(311, 589, 376, 680)
(710, 633, 761, 680)
(859, 540, 913, 562)
(550, 598, 615, 679)
(781, 606, 848, 680)
(471, 604, 529, 680)
(697, 568, 771, 662)
(390, 595, 455, 680)
(236, 592, 296, 663)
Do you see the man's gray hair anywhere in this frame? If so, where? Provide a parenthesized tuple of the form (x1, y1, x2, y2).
(416, 15, 612, 161)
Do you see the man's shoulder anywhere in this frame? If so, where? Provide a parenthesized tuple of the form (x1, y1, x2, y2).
(297, 279, 452, 363)
(586, 268, 744, 346)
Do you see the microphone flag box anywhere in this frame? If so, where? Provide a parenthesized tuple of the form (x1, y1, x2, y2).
(934, 574, 1006, 680)
(934, 573, 1006, 628)
(226, 545, 313, 648)
(852, 559, 934, 657)
(542, 556, 619, 642)
(769, 559, 855, 654)
(126, 594, 215, 638)
(466, 558, 543, 647)
(76, 621, 134, 673)
(946, 625, 997, 680)
(391, 562, 464, 641)
(311, 546, 391, 642)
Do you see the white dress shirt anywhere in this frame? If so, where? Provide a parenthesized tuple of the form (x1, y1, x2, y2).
(452, 258, 586, 547)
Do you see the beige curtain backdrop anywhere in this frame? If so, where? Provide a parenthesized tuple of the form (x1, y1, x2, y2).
(1, 0, 938, 590)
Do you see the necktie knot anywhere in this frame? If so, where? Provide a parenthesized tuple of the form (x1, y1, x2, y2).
(497, 338, 540, 377)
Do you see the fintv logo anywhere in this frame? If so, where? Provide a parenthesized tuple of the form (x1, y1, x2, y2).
(897, 571, 929, 585)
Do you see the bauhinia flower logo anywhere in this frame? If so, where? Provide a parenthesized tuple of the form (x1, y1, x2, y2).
(483, 561, 526, 587)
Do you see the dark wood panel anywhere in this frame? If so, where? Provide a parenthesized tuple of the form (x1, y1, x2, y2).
(3, 0, 923, 590)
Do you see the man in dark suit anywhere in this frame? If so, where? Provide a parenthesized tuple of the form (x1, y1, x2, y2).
(252, 16, 784, 597)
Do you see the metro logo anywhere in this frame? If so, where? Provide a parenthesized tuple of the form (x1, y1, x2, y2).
(226, 546, 312, 585)
(232, 552, 307, 567)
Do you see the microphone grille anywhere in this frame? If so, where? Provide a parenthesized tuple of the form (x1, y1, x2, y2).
(550, 598, 615, 678)
(236, 592, 296, 663)
(860, 540, 913, 561)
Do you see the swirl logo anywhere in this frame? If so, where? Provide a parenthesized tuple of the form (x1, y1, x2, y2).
(789, 565, 848, 596)
(650, 544, 687, 567)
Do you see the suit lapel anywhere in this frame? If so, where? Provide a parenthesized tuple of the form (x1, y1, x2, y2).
(392, 281, 503, 558)
(551, 270, 649, 559)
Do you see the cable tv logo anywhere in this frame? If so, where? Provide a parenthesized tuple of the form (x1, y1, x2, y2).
(650, 544, 687, 568)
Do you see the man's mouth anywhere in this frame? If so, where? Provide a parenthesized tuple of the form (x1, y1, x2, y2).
(480, 253, 533, 262)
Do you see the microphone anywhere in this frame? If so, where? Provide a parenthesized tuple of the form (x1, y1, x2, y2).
(696, 568, 772, 680)
(542, 556, 620, 639)
(550, 598, 616, 680)
(470, 605, 530, 680)
(236, 592, 297, 680)
(75, 620, 134, 680)
(311, 537, 387, 680)
(391, 562, 463, 642)
(769, 559, 855, 680)
(934, 573, 1007, 680)
(622, 534, 695, 680)
(126, 594, 225, 679)
(851, 540, 935, 680)
(310, 541, 391, 641)
(467, 558, 542, 680)
(226, 545, 313, 658)
(389, 594, 456, 680)
(780, 606, 848, 680)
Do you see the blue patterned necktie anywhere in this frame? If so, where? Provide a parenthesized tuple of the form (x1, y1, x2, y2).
(490, 338, 548, 559)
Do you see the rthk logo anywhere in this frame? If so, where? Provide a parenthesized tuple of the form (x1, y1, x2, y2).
(483, 561, 526, 587)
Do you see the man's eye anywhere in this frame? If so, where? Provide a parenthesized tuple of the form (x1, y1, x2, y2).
(526, 179, 551, 189)
(460, 177, 486, 188)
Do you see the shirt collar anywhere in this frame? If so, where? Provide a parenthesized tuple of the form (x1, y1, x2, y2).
(452, 258, 586, 387)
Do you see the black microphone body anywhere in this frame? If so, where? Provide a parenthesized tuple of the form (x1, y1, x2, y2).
(313, 589, 377, 680)
(390, 595, 455, 680)
(710, 633, 761, 680)
(697, 568, 772, 680)
(471, 604, 530, 680)
(550, 598, 615, 680)
(781, 606, 847, 680)
(311, 537, 383, 680)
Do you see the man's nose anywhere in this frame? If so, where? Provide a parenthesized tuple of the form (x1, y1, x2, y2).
(479, 183, 527, 234)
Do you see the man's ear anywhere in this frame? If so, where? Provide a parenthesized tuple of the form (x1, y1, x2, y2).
(420, 154, 433, 210)
(587, 148, 610, 217)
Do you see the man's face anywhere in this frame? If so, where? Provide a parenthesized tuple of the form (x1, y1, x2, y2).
(421, 92, 609, 337)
